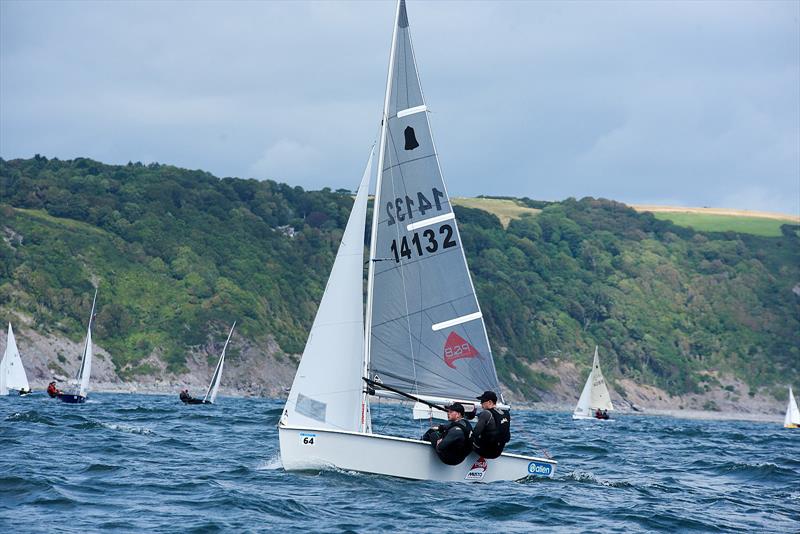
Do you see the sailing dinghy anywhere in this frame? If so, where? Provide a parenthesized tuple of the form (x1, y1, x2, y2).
(183, 322, 235, 405)
(279, 0, 556, 482)
(1, 323, 31, 396)
(784, 386, 800, 429)
(58, 290, 97, 404)
(572, 346, 614, 420)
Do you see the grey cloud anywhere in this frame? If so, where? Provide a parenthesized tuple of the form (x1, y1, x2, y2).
(1, 0, 797, 214)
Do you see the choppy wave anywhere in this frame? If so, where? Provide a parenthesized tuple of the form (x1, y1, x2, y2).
(1, 393, 798, 533)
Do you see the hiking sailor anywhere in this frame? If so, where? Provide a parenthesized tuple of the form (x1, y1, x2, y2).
(47, 381, 60, 398)
(472, 390, 511, 459)
(422, 403, 473, 465)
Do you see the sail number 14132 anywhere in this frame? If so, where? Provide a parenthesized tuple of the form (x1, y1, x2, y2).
(386, 188, 445, 225)
(390, 224, 456, 262)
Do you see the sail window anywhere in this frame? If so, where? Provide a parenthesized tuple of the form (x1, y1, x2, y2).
(431, 311, 483, 332)
(404, 126, 420, 150)
(397, 105, 427, 118)
(296, 393, 327, 423)
(406, 212, 455, 232)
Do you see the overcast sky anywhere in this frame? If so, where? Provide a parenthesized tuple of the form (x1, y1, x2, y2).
(2, 1, 798, 214)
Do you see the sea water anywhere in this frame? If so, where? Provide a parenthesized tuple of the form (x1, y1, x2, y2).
(1, 393, 797, 532)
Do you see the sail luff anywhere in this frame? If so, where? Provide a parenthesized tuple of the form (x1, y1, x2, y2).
(204, 322, 235, 404)
(362, 0, 403, 433)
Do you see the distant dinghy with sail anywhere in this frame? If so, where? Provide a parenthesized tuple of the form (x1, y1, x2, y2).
(1, 323, 31, 396)
(573, 346, 615, 420)
(58, 290, 97, 404)
(278, 0, 556, 482)
(784, 386, 799, 429)
(181, 322, 235, 405)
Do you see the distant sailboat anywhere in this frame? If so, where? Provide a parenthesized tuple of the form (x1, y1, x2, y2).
(1, 323, 30, 396)
(182, 322, 235, 405)
(58, 290, 97, 404)
(784, 386, 799, 429)
(278, 0, 557, 482)
(573, 346, 614, 420)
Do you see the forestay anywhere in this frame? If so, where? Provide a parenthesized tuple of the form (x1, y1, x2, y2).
(0, 323, 29, 395)
(366, 0, 501, 404)
(573, 346, 614, 417)
(282, 150, 374, 432)
(203, 322, 236, 404)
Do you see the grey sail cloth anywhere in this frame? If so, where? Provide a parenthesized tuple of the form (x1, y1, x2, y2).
(368, 0, 501, 401)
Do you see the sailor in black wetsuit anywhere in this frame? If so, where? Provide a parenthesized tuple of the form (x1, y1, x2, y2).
(472, 390, 511, 459)
(422, 403, 473, 465)
(179, 389, 191, 403)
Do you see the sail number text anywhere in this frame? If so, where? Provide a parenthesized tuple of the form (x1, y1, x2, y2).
(386, 188, 446, 225)
(389, 224, 457, 262)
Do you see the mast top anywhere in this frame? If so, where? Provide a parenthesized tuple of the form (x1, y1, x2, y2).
(398, 0, 409, 28)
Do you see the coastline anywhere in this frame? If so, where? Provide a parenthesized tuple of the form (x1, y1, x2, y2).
(36, 382, 785, 425)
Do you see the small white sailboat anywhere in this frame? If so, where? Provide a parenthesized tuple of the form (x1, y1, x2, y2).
(279, 0, 556, 482)
(573, 346, 614, 420)
(784, 386, 800, 429)
(1, 323, 31, 396)
(58, 290, 97, 404)
(182, 322, 236, 405)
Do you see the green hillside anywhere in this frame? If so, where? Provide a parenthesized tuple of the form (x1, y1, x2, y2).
(1, 156, 798, 399)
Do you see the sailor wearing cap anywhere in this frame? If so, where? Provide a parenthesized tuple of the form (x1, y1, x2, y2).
(472, 391, 511, 459)
(422, 402, 474, 465)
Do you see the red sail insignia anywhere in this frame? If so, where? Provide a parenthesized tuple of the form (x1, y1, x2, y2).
(443, 332, 479, 369)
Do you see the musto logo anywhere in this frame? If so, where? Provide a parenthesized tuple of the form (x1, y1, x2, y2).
(465, 457, 488, 481)
(528, 461, 553, 477)
(443, 332, 479, 369)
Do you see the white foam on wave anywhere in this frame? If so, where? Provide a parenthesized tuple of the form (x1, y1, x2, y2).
(102, 422, 154, 435)
(564, 470, 631, 488)
(256, 454, 284, 470)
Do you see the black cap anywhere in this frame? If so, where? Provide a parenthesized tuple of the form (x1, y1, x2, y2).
(476, 391, 497, 403)
(446, 403, 465, 415)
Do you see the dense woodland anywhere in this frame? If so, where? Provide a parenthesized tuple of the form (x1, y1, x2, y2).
(1, 156, 798, 399)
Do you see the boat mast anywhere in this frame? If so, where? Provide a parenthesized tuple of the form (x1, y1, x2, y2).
(361, 0, 402, 434)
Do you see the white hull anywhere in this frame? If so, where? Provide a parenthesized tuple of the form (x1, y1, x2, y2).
(279, 424, 556, 482)
(572, 414, 614, 421)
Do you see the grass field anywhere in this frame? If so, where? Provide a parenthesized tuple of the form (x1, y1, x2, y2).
(451, 197, 540, 228)
(632, 205, 799, 237)
(650, 213, 795, 237)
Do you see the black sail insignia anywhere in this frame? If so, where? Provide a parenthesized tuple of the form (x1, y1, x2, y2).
(404, 126, 419, 150)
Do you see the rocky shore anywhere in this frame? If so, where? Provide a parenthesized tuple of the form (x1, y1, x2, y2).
(3, 323, 788, 424)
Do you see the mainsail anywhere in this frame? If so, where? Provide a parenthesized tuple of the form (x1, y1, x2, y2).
(0, 323, 29, 395)
(785, 386, 800, 428)
(76, 290, 98, 398)
(282, 150, 373, 432)
(203, 322, 236, 404)
(365, 0, 501, 404)
(573, 346, 614, 418)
